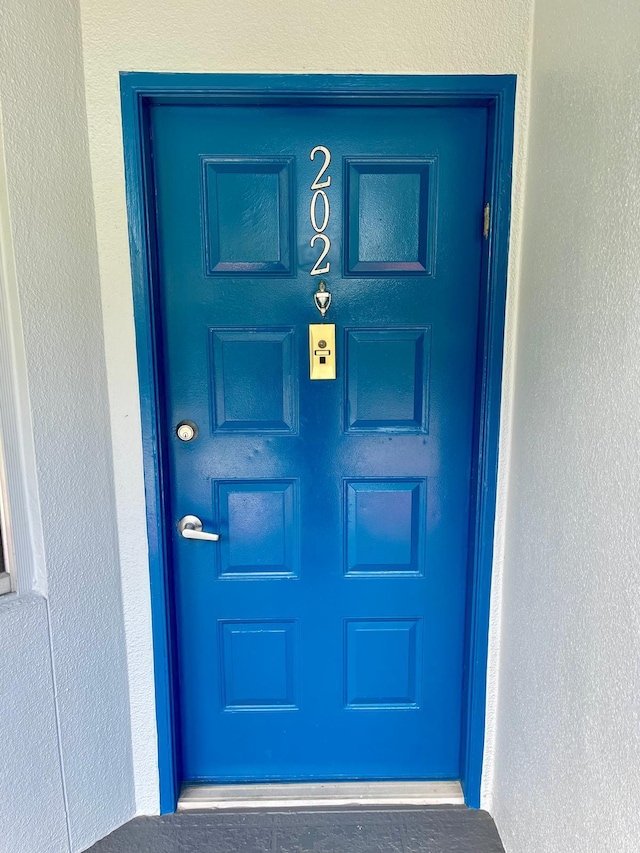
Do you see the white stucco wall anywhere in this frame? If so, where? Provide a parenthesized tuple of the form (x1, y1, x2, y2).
(489, 0, 640, 850)
(0, 595, 68, 853)
(0, 0, 135, 850)
(78, 0, 535, 813)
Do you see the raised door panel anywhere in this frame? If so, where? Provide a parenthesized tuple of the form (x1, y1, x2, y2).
(202, 157, 294, 275)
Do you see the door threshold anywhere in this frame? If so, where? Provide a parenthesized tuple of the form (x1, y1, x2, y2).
(178, 780, 464, 811)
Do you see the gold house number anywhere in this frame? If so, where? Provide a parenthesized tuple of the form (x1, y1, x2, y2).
(309, 145, 331, 275)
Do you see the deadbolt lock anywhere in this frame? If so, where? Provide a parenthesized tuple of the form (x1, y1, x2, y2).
(309, 324, 336, 380)
(176, 420, 198, 442)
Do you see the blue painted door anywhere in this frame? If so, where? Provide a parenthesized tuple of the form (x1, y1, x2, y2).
(151, 102, 488, 783)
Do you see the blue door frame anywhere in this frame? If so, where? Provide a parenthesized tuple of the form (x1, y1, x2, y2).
(120, 72, 516, 813)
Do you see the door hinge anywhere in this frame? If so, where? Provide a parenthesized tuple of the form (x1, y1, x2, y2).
(483, 203, 490, 239)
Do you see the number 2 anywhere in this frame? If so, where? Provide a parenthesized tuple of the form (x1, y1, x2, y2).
(310, 234, 330, 275)
(310, 146, 331, 189)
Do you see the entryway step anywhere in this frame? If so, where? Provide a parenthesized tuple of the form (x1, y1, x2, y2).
(87, 806, 505, 853)
(178, 781, 464, 811)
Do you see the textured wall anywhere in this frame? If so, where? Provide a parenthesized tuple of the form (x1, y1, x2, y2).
(0, 0, 135, 849)
(0, 596, 68, 853)
(489, 0, 640, 850)
(78, 0, 535, 812)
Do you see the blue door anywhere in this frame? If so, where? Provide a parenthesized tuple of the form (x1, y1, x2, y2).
(150, 102, 488, 783)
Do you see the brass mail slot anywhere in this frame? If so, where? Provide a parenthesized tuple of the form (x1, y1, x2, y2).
(309, 323, 336, 380)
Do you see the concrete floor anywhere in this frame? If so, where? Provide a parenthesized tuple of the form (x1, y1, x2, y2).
(86, 808, 505, 853)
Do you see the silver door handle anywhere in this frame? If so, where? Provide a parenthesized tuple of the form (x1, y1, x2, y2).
(178, 515, 220, 541)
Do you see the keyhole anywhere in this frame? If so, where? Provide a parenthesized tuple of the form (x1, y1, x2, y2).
(176, 420, 198, 442)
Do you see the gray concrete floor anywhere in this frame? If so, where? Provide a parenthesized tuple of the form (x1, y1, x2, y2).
(86, 808, 505, 853)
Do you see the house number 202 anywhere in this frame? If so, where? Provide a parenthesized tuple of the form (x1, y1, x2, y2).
(309, 145, 331, 276)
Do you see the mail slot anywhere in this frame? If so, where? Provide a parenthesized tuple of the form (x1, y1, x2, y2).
(309, 323, 336, 380)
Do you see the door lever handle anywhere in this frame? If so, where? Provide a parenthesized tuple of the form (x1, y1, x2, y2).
(178, 515, 220, 541)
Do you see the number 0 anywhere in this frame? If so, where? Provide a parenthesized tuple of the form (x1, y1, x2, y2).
(310, 190, 330, 233)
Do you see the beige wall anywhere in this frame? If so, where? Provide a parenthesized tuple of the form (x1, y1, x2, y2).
(78, 0, 535, 813)
(490, 0, 640, 850)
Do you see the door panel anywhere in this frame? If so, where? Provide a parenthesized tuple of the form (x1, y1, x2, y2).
(150, 102, 488, 782)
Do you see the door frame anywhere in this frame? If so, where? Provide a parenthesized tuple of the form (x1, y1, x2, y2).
(120, 72, 516, 813)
